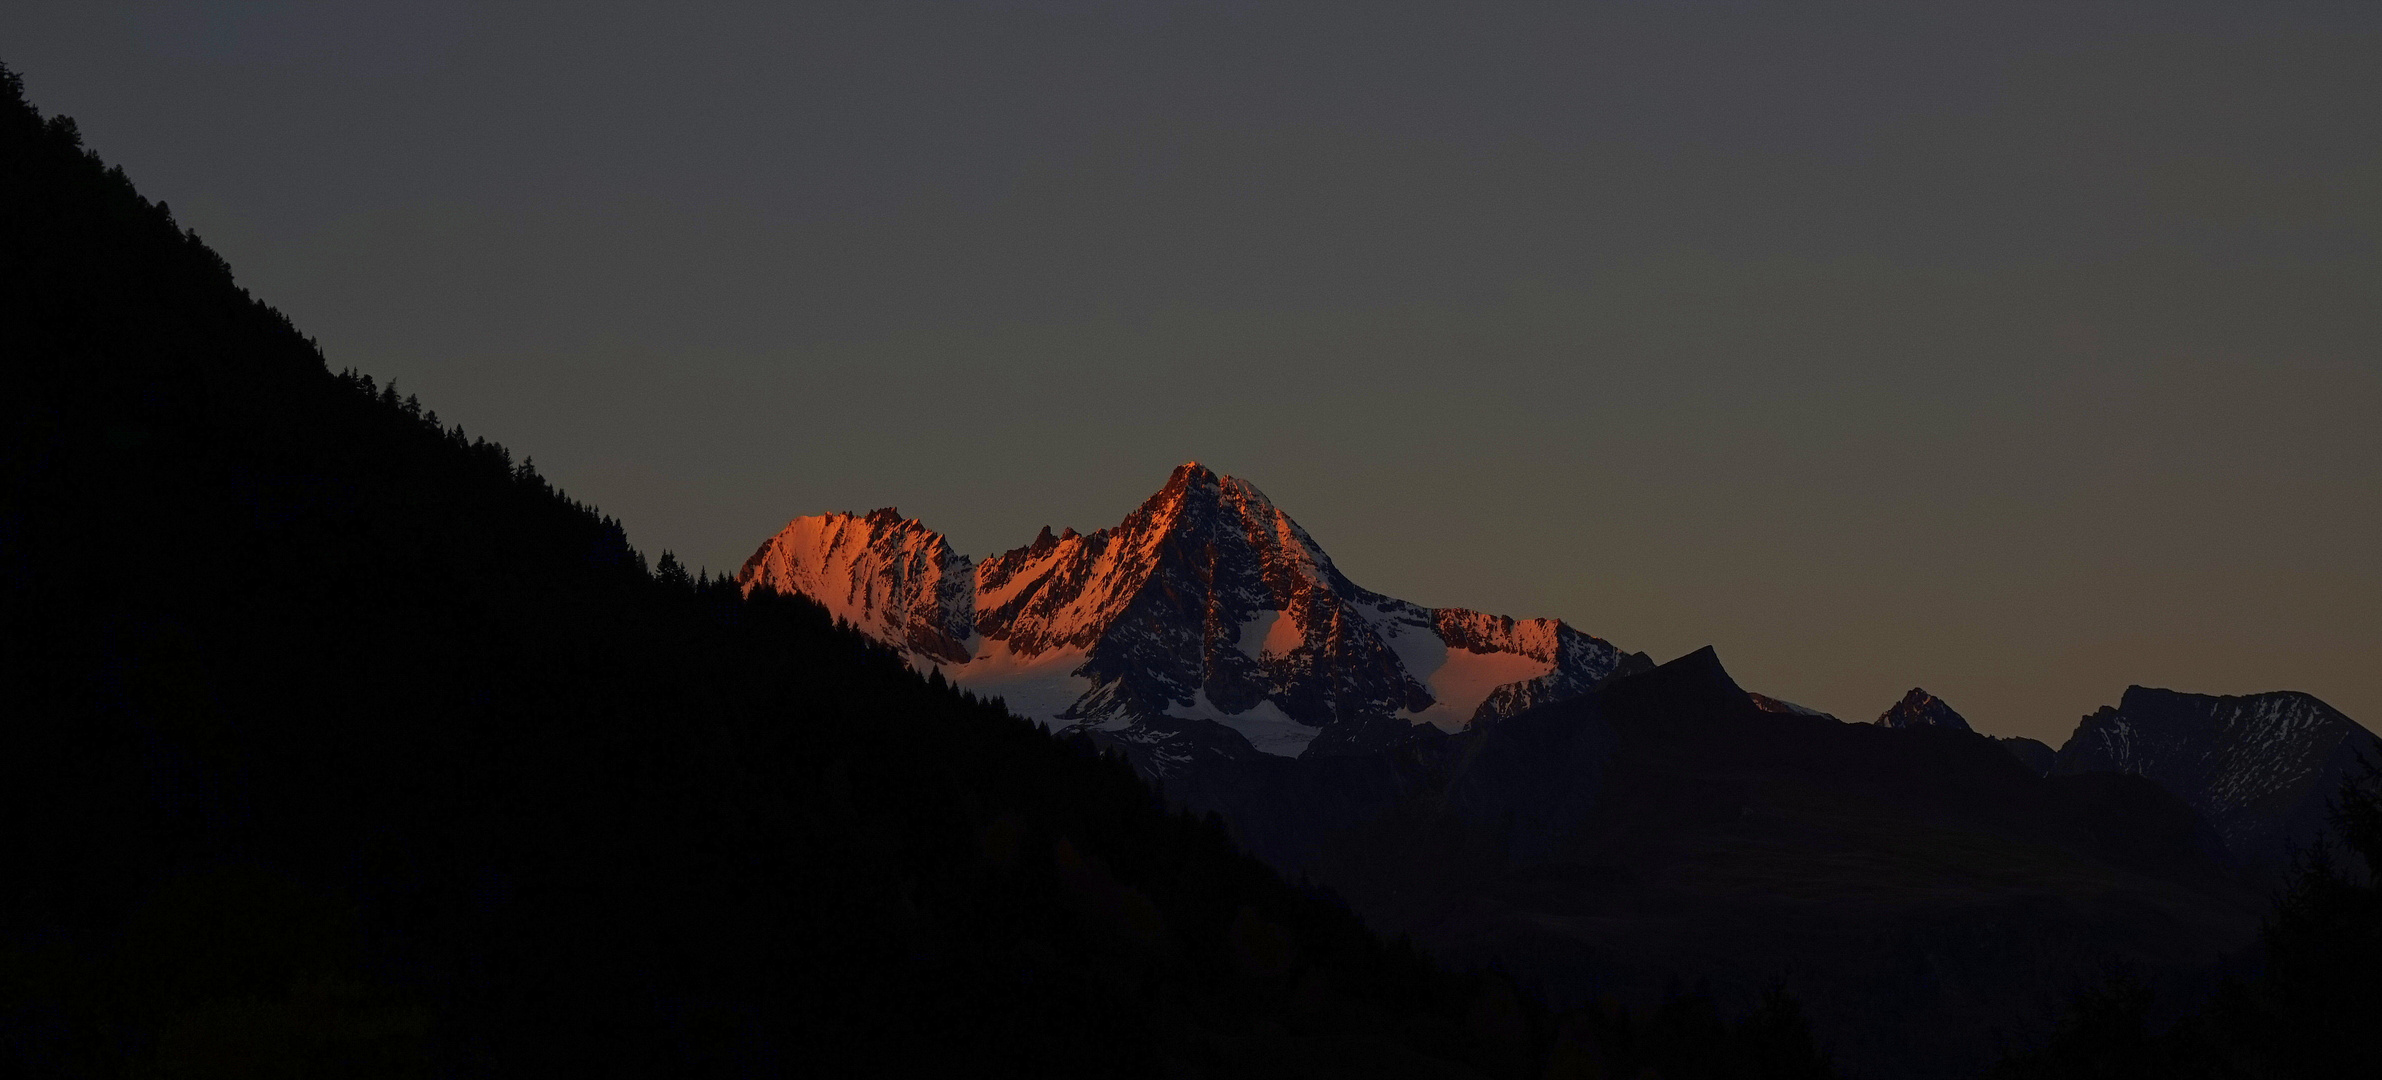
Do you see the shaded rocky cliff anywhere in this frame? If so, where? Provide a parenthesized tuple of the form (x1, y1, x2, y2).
(2051, 686, 2380, 868)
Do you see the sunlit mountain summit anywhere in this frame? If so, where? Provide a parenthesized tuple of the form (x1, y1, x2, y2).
(739, 462, 1631, 773)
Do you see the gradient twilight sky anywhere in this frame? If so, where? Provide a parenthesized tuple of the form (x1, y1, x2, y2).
(8, 2, 2376, 742)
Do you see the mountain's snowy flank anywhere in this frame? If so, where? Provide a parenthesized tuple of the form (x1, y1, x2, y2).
(738, 463, 1630, 773)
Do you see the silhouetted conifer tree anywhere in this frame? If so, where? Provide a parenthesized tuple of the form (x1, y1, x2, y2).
(655, 550, 692, 591)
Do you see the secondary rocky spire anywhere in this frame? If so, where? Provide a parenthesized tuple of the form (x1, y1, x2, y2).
(1877, 687, 1973, 732)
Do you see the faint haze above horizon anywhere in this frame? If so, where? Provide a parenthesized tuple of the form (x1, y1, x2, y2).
(6, 1, 2376, 743)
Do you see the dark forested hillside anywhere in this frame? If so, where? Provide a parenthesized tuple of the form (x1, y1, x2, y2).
(0, 66, 1837, 1078)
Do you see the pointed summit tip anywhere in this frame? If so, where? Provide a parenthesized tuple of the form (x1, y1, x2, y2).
(1171, 461, 1220, 485)
(1600, 645, 1756, 723)
(1673, 645, 1723, 667)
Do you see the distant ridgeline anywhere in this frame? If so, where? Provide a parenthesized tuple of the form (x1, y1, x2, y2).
(741, 480, 2375, 1076)
(741, 470, 2374, 877)
(0, 65, 1840, 1079)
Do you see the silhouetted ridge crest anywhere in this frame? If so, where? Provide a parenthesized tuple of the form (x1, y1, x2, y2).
(1600, 645, 1760, 725)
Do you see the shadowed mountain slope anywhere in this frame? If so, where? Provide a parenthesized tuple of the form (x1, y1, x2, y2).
(2052, 686, 2381, 870)
(1998, 736, 2059, 776)
(1168, 650, 2263, 1079)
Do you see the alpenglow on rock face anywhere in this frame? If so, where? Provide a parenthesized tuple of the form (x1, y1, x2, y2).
(2051, 686, 2380, 866)
(739, 464, 1627, 773)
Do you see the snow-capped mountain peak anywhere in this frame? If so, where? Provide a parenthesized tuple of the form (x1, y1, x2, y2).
(738, 464, 1628, 772)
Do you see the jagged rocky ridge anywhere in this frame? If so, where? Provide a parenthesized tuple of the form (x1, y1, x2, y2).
(2052, 686, 2382, 867)
(740, 463, 1633, 772)
(1865, 687, 2069, 778)
(1855, 682, 2380, 855)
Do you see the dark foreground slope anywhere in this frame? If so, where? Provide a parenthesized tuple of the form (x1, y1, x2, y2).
(0, 68, 1842, 1078)
(1993, 760, 2382, 1080)
(1172, 651, 2266, 1079)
